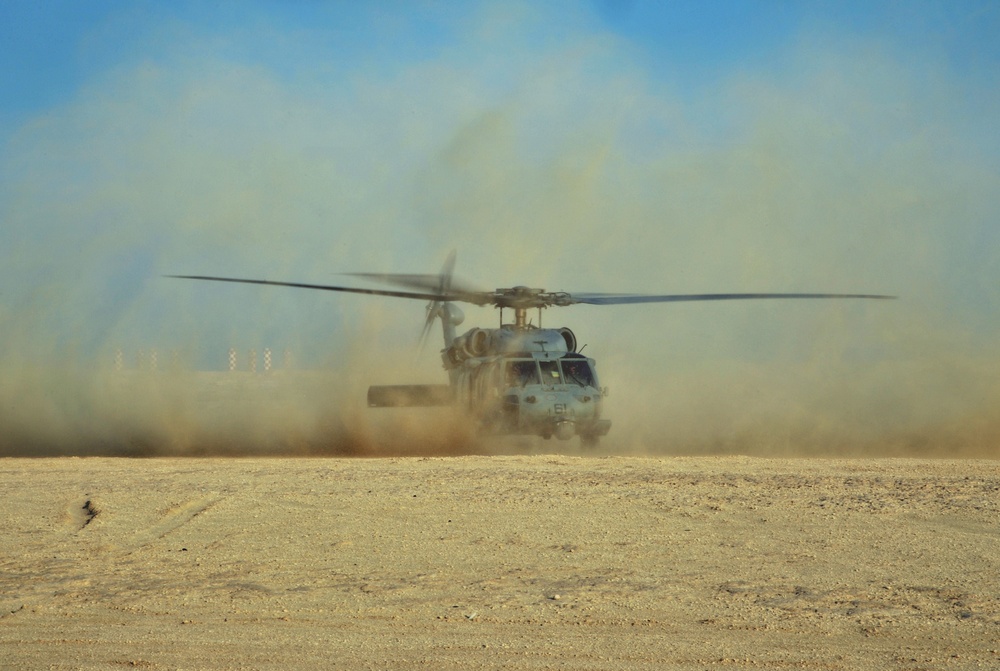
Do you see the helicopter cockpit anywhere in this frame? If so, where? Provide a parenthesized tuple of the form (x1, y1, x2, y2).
(505, 357, 597, 389)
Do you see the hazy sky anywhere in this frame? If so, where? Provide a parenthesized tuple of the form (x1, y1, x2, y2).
(1, 1, 998, 454)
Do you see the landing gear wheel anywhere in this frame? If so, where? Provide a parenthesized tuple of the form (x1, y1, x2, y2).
(580, 435, 599, 449)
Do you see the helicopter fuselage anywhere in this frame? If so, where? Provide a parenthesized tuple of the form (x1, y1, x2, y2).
(369, 320, 611, 445)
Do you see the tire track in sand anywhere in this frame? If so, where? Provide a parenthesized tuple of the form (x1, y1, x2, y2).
(125, 495, 220, 553)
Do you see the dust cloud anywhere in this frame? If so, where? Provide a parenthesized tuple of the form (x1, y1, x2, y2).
(0, 365, 483, 458)
(0, 5, 997, 457)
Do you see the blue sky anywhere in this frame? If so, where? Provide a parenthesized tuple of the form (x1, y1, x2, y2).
(4, 1, 998, 129)
(1, 1, 999, 451)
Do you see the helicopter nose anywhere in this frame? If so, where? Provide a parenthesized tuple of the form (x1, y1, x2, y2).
(554, 421, 575, 441)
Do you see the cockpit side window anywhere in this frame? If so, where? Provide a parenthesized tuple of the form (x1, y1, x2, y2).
(560, 360, 595, 387)
(506, 360, 540, 387)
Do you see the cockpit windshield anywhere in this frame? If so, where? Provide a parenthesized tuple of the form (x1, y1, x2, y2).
(506, 360, 540, 387)
(539, 360, 561, 383)
(505, 358, 596, 388)
(560, 359, 596, 387)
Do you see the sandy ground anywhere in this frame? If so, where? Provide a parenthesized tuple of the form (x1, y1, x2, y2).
(1, 455, 998, 670)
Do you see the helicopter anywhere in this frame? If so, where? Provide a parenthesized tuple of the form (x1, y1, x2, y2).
(169, 252, 894, 447)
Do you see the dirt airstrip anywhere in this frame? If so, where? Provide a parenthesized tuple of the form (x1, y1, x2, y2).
(1, 455, 998, 670)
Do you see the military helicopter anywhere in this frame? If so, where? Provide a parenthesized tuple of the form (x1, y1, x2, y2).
(169, 252, 893, 447)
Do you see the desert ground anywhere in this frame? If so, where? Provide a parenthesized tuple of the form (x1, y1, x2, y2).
(1, 454, 998, 670)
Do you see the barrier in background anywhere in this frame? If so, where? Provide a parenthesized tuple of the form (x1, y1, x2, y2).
(114, 347, 290, 373)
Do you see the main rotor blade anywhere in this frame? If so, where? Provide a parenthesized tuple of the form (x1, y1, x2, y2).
(343, 272, 483, 298)
(567, 292, 896, 305)
(166, 275, 459, 303)
(167, 275, 896, 309)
